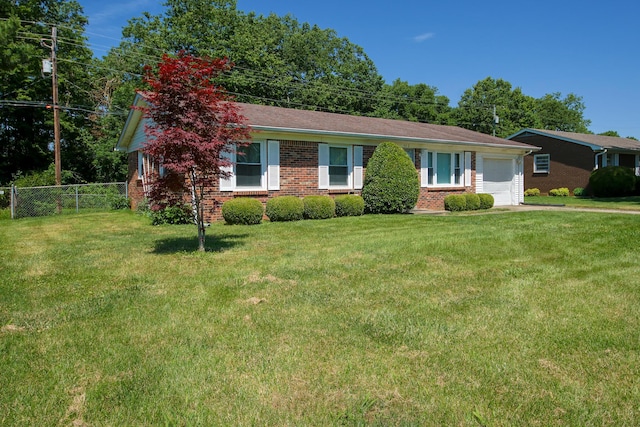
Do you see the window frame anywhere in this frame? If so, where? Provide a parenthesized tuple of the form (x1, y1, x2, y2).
(319, 144, 354, 190)
(328, 146, 350, 187)
(533, 153, 550, 174)
(138, 152, 164, 179)
(220, 140, 279, 192)
(423, 150, 465, 187)
(235, 142, 266, 189)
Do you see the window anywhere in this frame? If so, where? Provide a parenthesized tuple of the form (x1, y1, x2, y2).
(236, 143, 262, 187)
(422, 150, 465, 187)
(605, 153, 619, 167)
(220, 140, 280, 191)
(318, 144, 362, 190)
(329, 146, 349, 186)
(533, 154, 550, 173)
(137, 152, 164, 179)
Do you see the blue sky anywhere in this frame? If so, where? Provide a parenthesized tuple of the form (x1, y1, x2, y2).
(83, 0, 640, 138)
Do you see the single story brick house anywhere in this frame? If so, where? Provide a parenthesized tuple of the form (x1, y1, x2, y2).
(117, 95, 538, 220)
(507, 129, 640, 194)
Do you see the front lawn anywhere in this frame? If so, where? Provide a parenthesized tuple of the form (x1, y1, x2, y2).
(524, 195, 640, 210)
(1, 211, 639, 425)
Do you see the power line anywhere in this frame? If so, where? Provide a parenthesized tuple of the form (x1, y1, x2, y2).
(6, 19, 506, 127)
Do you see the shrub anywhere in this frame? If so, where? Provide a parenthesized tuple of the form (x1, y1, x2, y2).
(573, 187, 586, 197)
(478, 193, 495, 210)
(444, 194, 467, 211)
(222, 198, 264, 225)
(549, 187, 570, 197)
(265, 196, 304, 222)
(151, 204, 193, 225)
(464, 193, 481, 210)
(303, 195, 335, 220)
(0, 189, 10, 209)
(524, 188, 540, 197)
(334, 195, 365, 217)
(589, 166, 636, 197)
(12, 164, 75, 187)
(108, 195, 130, 210)
(136, 198, 151, 216)
(362, 142, 419, 214)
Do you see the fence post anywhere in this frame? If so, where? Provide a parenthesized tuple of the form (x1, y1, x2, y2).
(10, 186, 15, 219)
(75, 185, 79, 213)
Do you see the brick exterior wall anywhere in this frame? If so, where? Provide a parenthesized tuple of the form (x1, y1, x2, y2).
(128, 141, 477, 221)
(513, 134, 595, 194)
(127, 152, 145, 210)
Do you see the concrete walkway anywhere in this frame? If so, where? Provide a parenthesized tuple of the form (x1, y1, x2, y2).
(503, 204, 640, 215)
(411, 204, 640, 215)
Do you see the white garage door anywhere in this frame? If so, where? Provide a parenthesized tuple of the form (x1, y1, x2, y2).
(483, 158, 514, 206)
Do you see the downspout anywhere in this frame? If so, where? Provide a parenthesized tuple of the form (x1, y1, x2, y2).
(519, 151, 533, 204)
(594, 149, 607, 170)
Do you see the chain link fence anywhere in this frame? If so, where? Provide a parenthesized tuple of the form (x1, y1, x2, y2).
(8, 182, 128, 219)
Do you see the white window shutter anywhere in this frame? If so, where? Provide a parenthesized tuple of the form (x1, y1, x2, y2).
(353, 146, 363, 189)
(267, 140, 280, 190)
(219, 149, 235, 191)
(464, 151, 472, 187)
(420, 149, 428, 187)
(318, 144, 329, 189)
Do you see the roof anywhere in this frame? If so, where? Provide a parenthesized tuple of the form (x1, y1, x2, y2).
(508, 128, 640, 152)
(239, 102, 536, 150)
(117, 94, 538, 152)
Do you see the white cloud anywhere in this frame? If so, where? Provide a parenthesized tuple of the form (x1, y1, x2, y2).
(413, 32, 435, 43)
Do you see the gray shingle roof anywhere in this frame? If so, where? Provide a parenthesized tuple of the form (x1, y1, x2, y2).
(238, 103, 536, 150)
(510, 129, 640, 151)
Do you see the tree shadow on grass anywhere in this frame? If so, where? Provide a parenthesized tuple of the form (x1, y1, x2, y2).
(152, 232, 250, 254)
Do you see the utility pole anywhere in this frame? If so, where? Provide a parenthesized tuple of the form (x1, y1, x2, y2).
(42, 27, 61, 186)
(492, 105, 499, 137)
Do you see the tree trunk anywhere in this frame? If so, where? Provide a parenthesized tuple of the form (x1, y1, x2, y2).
(197, 219, 206, 252)
(190, 171, 206, 252)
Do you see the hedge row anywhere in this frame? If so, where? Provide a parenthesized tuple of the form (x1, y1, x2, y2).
(444, 193, 494, 212)
(221, 195, 365, 224)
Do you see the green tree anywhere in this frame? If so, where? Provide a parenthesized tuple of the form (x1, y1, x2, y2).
(101, 0, 385, 117)
(598, 130, 620, 137)
(534, 92, 590, 133)
(453, 77, 537, 138)
(371, 79, 452, 123)
(1, 0, 98, 184)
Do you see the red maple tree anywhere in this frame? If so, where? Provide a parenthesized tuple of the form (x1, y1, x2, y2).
(140, 52, 252, 251)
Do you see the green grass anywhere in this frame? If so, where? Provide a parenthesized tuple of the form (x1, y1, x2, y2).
(524, 195, 640, 210)
(2, 210, 640, 425)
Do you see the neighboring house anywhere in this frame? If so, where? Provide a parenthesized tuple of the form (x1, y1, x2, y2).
(117, 94, 538, 221)
(508, 129, 640, 194)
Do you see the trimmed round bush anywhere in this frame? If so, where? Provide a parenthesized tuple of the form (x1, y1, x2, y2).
(573, 187, 586, 197)
(265, 196, 304, 222)
(335, 194, 365, 217)
(222, 198, 264, 225)
(478, 193, 494, 210)
(303, 195, 335, 220)
(589, 166, 636, 197)
(444, 194, 467, 211)
(524, 188, 540, 197)
(464, 193, 481, 210)
(549, 187, 570, 197)
(362, 142, 420, 214)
